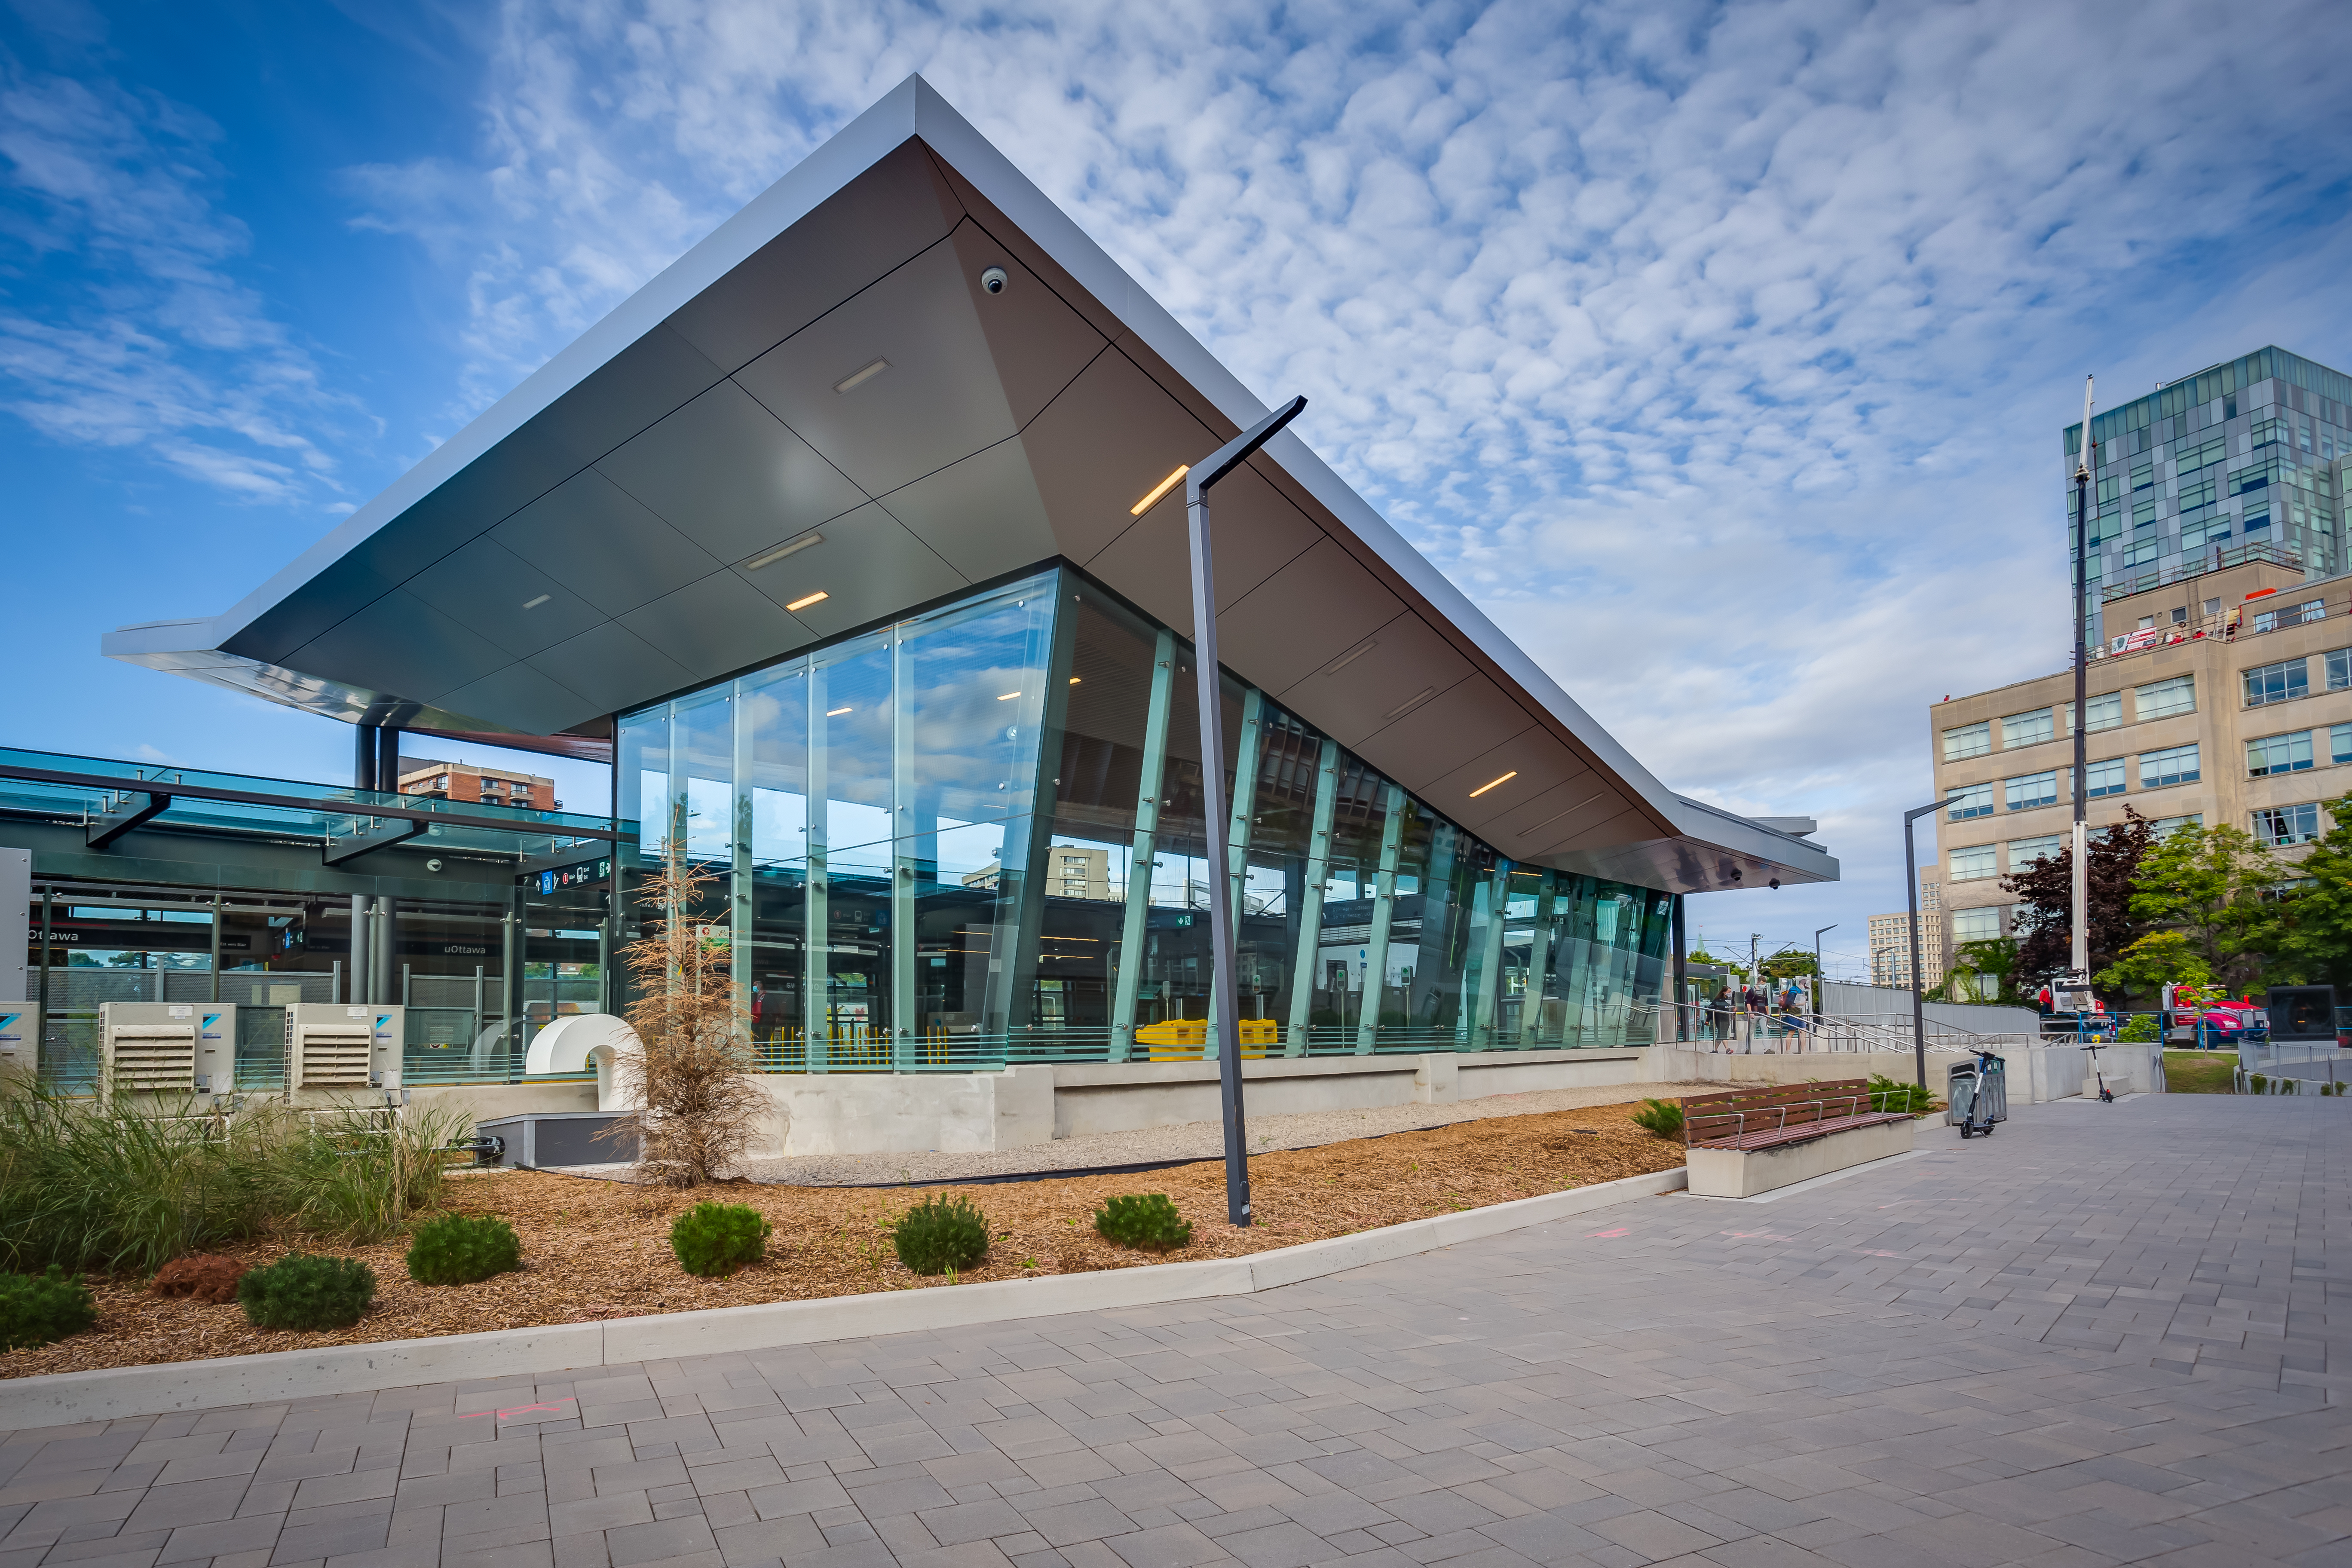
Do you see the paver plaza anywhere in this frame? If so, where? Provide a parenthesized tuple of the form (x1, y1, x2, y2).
(4, 1093, 2346, 1568)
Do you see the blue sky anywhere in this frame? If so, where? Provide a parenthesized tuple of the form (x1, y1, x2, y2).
(4, 0, 2350, 976)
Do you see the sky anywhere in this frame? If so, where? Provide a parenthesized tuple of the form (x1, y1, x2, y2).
(3, 0, 2351, 979)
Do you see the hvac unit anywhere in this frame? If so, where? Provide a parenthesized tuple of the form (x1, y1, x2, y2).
(288, 1004, 402, 1090)
(100, 1004, 237, 1093)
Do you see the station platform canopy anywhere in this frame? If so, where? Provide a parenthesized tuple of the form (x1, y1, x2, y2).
(102, 76, 1831, 897)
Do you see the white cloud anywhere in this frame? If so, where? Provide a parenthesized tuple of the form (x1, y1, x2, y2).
(340, 0, 2352, 958)
(0, 58, 347, 501)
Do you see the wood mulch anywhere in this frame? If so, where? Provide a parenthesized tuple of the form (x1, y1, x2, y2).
(3, 1103, 1684, 1380)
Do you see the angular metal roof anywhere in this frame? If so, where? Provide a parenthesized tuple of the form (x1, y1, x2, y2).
(102, 75, 1834, 896)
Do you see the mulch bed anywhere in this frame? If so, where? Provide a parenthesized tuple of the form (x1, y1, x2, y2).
(3, 1103, 1684, 1380)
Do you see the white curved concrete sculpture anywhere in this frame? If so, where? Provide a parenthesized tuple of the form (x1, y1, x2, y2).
(524, 1013, 641, 1110)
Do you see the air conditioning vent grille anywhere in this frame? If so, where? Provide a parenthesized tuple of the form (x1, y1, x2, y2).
(296, 1026, 374, 1087)
(107, 1026, 196, 1091)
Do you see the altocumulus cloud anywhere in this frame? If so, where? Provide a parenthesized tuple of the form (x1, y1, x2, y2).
(0, 56, 349, 501)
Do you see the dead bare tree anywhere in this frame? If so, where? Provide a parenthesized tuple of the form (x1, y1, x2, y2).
(603, 837, 766, 1186)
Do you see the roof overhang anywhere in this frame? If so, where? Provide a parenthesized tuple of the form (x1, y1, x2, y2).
(101, 75, 1834, 896)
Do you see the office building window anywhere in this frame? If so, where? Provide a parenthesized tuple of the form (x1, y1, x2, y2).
(2085, 758, 2126, 798)
(2244, 658, 2309, 706)
(2008, 834, 2063, 869)
(2151, 813, 2202, 840)
(1950, 844, 1997, 882)
(2254, 609, 2280, 635)
(2141, 744, 2200, 788)
(2327, 647, 2352, 690)
(2248, 731, 2314, 777)
(2335, 723, 2352, 767)
(2297, 599, 2326, 625)
(2253, 802, 2321, 847)
(1942, 721, 1991, 760)
(2005, 771, 2058, 812)
(2135, 675, 2195, 720)
(1951, 907, 2002, 943)
(2065, 692, 2123, 733)
(2000, 709, 2054, 748)
(1947, 783, 1994, 821)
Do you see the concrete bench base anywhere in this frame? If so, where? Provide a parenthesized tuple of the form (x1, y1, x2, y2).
(1687, 1115, 1915, 1198)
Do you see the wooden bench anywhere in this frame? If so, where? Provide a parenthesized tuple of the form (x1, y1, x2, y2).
(1680, 1078, 1917, 1197)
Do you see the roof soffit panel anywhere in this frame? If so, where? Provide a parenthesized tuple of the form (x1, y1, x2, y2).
(946, 223, 1111, 429)
(917, 146, 1127, 346)
(1531, 803, 1659, 861)
(731, 238, 1023, 496)
(736, 501, 968, 640)
(528, 622, 695, 716)
(1088, 466, 1321, 633)
(404, 536, 606, 661)
(1274, 612, 1475, 749)
(1484, 775, 1613, 860)
(489, 469, 723, 619)
(593, 380, 869, 564)
(1211, 536, 1405, 700)
(662, 140, 965, 375)
(289, 589, 512, 707)
(876, 437, 1057, 580)
(219, 554, 402, 668)
(1347, 675, 1530, 794)
(435, 663, 601, 737)
(1018, 348, 1218, 569)
(618, 570, 818, 685)
(1420, 728, 1594, 838)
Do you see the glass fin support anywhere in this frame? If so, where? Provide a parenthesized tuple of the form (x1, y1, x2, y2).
(891, 628, 916, 1071)
(803, 661, 829, 1073)
(1522, 870, 1560, 1048)
(1110, 628, 1177, 1061)
(1356, 782, 1405, 1054)
(1284, 737, 1340, 1055)
(1209, 687, 1265, 1050)
(731, 682, 754, 1036)
(1468, 862, 1511, 1048)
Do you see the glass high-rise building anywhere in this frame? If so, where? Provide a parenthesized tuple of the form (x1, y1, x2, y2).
(2069, 346, 2352, 647)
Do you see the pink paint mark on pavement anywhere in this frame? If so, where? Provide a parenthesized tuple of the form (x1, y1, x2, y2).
(459, 1396, 577, 1422)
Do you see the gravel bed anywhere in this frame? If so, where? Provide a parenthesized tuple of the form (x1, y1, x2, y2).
(725, 1081, 1713, 1186)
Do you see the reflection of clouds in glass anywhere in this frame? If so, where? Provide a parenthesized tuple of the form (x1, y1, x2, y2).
(684, 776, 729, 858)
(934, 820, 999, 880)
(751, 788, 804, 865)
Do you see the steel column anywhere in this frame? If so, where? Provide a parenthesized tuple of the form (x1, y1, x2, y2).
(731, 683, 755, 1041)
(1283, 738, 1341, 1055)
(1356, 782, 1405, 1053)
(1209, 688, 1265, 1051)
(1522, 871, 1561, 1047)
(1110, 629, 1177, 1062)
(1468, 865, 1511, 1047)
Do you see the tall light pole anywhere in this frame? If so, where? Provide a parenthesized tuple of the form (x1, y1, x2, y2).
(2068, 375, 2096, 1012)
(1904, 796, 1963, 1088)
(1813, 924, 1836, 980)
(1187, 394, 1308, 1228)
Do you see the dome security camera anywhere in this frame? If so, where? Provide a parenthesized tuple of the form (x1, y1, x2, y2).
(1769, 877, 1782, 890)
(425, 858, 443, 873)
(980, 266, 1009, 294)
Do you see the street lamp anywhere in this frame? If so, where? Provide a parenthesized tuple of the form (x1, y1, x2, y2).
(1187, 394, 1308, 1228)
(1902, 795, 1965, 1089)
(2066, 376, 2097, 1012)
(1813, 924, 1837, 979)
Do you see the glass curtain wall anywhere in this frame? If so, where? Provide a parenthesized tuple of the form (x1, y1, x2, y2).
(615, 567, 1672, 1070)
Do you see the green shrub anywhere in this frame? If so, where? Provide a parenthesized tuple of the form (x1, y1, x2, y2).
(1866, 1075, 1941, 1117)
(405, 1213, 522, 1286)
(1629, 1099, 1684, 1140)
(2118, 1014, 2158, 1042)
(0, 1265, 98, 1350)
(237, 1253, 375, 1331)
(255, 1102, 464, 1244)
(670, 1202, 770, 1277)
(893, 1195, 988, 1276)
(2250, 1073, 2267, 1094)
(1094, 1193, 1192, 1253)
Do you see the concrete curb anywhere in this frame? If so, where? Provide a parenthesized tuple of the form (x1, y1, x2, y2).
(0, 1166, 1686, 1430)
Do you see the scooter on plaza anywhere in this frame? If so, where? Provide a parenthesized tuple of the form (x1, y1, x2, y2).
(1947, 1048, 2008, 1138)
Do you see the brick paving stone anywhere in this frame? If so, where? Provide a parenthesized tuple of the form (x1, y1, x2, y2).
(8, 1097, 2352, 1565)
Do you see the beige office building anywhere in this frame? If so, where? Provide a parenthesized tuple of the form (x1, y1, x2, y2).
(1929, 548, 2352, 955)
(1868, 879, 1944, 989)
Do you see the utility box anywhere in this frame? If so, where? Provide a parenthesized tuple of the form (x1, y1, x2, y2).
(288, 1004, 404, 1090)
(2265, 985, 2339, 1044)
(101, 1003, 238, 1094)
(0, 1002, 37, 1081)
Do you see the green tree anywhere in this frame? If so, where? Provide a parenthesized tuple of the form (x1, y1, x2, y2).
(1935, 937, 2023, 1004)
(1758, 947, 1819, 980)
(2127, 822, 2277, 992)
(2094, 931, 2212, 1005)
(2003, 809, 2155, 986)
(2248, 790, 2352, 986)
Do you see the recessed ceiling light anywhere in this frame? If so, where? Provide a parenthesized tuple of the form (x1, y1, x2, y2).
(745, 532, 823, 571)
(786, 590, 830, 612)
(1382, 687, 1436, 720)
(1069, 677, 1081, 685)
(1322, 638, 1377, 674)
(1130, 465, 1190, 516)
(826, 706, 852, 717)
(521, 594, 551, 610)
(1468, 771, 1518, 799)
(833, 358, 890, 394)
(998, 691, 1021, 701)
